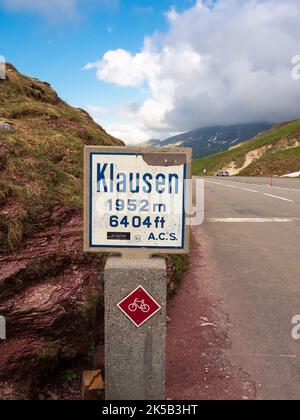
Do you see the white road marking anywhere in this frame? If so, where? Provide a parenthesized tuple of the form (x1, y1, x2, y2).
(241, 188, 259, 193)
(264, 193, 294, 203)
(269, 186, 300, 192)
(208, 218, 299, 223)
(265, 355, 297, 359)
(206, 181, 223, 185)
(204, 179, 299, 196)
(231, 353, 297, 359)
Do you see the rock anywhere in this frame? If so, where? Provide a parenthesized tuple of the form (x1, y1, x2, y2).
(0, 121, 15, 134)
(200, 322, 216, 327)
(168, 282, 175, 292)
(0, 207, 104, 394)
(200, 316, 209, 322)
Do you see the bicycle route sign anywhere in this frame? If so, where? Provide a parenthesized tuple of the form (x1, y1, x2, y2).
(84, 146, 192, 255)
(117, 286, 161, 328)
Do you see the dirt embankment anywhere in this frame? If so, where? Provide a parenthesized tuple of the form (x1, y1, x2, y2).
(224, 145, 271, 175)
(224, 137, 300, 176)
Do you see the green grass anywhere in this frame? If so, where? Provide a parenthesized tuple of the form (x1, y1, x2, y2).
(271, 146, 300, 158)
(193, 148, 238, 175)
(0, 64, 122, 252)
(63, 369, 79, 383)
(84, 341, 96, 364)
(193, 120, 300, 177)
(76, 292, 102, 321)
(240, 146, 300, 176)
(37, 340, 61, 362)
(168, 254, 190, 297)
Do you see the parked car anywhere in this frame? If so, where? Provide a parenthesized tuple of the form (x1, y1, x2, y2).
(216, 171, 230, 177)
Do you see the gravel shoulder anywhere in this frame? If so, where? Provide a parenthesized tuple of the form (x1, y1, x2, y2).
(166, 228, 255, 400)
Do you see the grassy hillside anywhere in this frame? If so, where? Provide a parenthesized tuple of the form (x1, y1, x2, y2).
(0, 64, 123, 252)
(193, 119, 300, 176)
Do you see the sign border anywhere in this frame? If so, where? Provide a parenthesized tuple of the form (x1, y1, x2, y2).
(89, 152, 185, 250)
(84, 146, 192, 256)
(117, 285, 162, 328)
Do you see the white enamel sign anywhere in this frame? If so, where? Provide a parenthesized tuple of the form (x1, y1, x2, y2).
(84, 147, 191, 254)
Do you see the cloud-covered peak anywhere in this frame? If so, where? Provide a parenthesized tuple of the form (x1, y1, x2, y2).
(85, 0, 300, 144)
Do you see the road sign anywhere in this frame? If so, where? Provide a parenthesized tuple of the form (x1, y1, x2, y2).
(117, 285, 162, 328)
(84, 147, 191, 255)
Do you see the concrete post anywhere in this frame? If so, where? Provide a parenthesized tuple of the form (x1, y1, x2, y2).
(104, 256, 167, 401)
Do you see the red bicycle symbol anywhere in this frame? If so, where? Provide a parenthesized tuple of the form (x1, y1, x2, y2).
(128, 298, 150, 313)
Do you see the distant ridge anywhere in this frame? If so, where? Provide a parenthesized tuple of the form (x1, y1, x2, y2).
(140, 123, 273, 158)
(193, 119, 300, 177)
(139, 139, 161, 148)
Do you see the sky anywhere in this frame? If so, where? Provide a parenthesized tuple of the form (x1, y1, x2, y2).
(0, 0, 300, 144)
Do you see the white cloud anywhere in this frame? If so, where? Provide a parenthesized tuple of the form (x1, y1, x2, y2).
(104, 123, 152, 145)
(85, 104, 107, 116)
(85, 47, 160, 88)
(85, 0, 300, 143)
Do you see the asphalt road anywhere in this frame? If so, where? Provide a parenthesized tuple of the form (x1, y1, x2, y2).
(195, 176, 300, 400)
(223, 176, 300, 190)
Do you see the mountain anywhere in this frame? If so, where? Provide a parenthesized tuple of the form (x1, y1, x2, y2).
(140, 139, 161, 148)
(193, 119, 300, 177)
(141, 123, 273, 158)
(0, 64, 123, 397)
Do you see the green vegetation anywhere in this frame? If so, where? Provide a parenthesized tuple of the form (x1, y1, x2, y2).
(76, 291, 102, 322)
(171, 255, 190, 283)
(0, 64, 122, 252)
(168, 254, 190, 296)
(84, 341, 96, 364)
(241, 145, 300, 176)
(193, 119, 300, 177)
(37, 340, 61, 362)
(63, 369, 79, 383)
